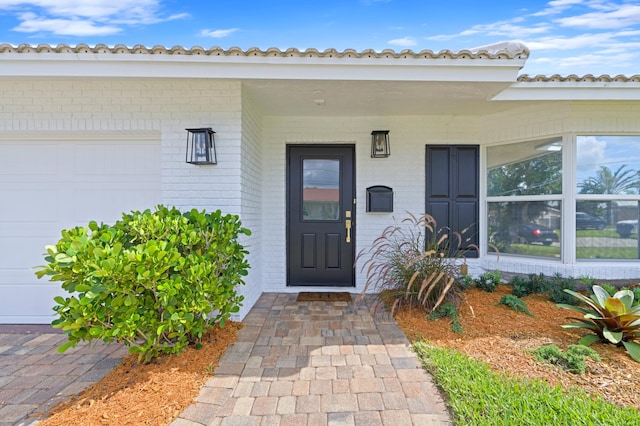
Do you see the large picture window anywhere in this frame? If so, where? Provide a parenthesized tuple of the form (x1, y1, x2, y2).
(487, 135, 640, 261)
(487, 138, 562, 258)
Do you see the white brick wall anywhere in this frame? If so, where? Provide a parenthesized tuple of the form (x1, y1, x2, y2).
(260, 115, 483, 293)
(0, 77, 262, 318)
(4, 78, 640, 320)
(0, 79, 245, 215)
(236, 86, 264, 318)
(259, 104, 640, 290)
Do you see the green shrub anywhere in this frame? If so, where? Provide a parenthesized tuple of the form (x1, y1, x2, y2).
(531, 344, 600, 374)
(474, 270, 501, 292)
(427, 302, 463, 333)
(531, 343, 563, 364)
(509, 273, 551, 298)
(35, 205, 251, 363)
(578, 276, 598, 287)
(632, 287, 640, 307)
(600, 283, 617, 297)
(460, 274, 474, 290)
(509, 275, 530, 298)
(558, 285, 640, 362)
(497, 294, 534, 316)
(528, 272, 551, 294)
(357, 213, 476, 315)
(547, 274, 579, 305)
(565, 345, 602, 373)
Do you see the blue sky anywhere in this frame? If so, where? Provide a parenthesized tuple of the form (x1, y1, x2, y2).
(0, 0, 639, 76)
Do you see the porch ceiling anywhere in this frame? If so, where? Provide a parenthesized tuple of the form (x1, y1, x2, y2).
(243, 79, 521, 116)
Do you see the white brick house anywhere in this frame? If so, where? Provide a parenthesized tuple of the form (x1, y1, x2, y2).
(1, 41, 640, 323)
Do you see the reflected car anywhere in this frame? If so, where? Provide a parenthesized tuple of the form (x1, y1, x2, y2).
(493, 223, 559, 246)
(576, 212, 606, 230)
(616, 219, 638, 238)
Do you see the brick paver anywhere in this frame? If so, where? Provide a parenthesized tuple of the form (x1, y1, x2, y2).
(173, 293, 452, 425)
(0, 326, 128, 426)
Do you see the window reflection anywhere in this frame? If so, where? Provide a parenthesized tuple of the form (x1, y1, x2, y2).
(302, 159, 340, 221)
(489, 201, 561, 258)
(487, 138, 562, 197)
(576, 200, 640, 259)
(577, 136, 640, 194)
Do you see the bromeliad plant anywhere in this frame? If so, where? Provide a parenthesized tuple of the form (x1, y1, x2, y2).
(557, 285, 640, 362)
(356, 212, 476, 315)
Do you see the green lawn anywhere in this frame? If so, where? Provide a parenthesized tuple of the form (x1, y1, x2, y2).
(577, 247, 640, 259)
(494, 228, 640, 259)
(576, 229, 620, 238)
(413, 341, 640, 426)
(501, 243, 560, 258)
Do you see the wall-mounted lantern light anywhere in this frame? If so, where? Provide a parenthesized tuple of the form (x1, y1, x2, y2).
(186, 128, 217, 165)
(371, 130, 390, 158)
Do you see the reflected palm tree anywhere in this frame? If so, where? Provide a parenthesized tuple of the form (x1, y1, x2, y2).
(579, 165, 638, 195)
(579, 165, 640, 225)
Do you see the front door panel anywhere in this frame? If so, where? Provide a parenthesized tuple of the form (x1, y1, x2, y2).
(287, 145, 355, 286)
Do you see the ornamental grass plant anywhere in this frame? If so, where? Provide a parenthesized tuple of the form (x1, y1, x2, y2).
(356, 212, 476, 315)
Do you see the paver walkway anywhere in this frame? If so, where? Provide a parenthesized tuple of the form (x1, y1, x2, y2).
(173, 293, 452, 426)
(0, 326, 127, 426)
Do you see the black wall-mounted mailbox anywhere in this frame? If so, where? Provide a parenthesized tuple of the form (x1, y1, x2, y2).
(366, 185, 393, 212)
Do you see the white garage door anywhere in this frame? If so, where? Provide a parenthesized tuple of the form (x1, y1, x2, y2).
(0, 138, 161, 323)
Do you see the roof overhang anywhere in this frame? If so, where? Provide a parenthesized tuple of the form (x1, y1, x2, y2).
(0, 44, 527, 82)
(0, 43, 535, 116)
(492, 75, 640, 101)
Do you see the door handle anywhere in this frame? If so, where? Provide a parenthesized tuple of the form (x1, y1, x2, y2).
(345, 210, 352, 243)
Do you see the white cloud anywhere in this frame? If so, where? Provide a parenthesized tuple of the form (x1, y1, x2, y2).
(524, 32, 617, 50)
(0, 0, 158, 19)
(556, 4, 640, 29)
(199, 28, 239, 39)
(525, 49, 639, 76)
(388, 37, 416, 47)
(533, 0, 586, 17)
(0, 0, 187, 36)
(428, 18, 552, 41)
(14, 13, 120, 36)
(426, 0, 640, 76)
(577, 136, 607, 179)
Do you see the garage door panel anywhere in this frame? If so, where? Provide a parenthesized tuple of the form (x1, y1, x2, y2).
(0, 223, 58, 238)
(0, 284, 64, 323)
(0, 144, 58, 177)
(0, 138, 161, 324)
(0, 236, 53, 269)
(72, 189, 161, 223)
(0, 190, 61, 222)
(0, 266, 51, 286)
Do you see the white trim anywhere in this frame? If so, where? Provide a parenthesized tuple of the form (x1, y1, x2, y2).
(486, 194, 562, 202)
(0, 53, 525, 82)
(479, 145, 488, 257)
(493, 84, 640, 101)
(563, 133, 577, 264)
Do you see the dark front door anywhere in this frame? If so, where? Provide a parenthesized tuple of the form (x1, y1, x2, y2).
(426, 145, 479, 257)
(287, 145, 355, 286)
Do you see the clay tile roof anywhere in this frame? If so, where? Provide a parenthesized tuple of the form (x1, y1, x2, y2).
(0, 42, 530, 60)
(518, 74, 640, 82)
